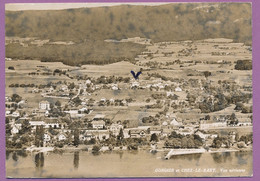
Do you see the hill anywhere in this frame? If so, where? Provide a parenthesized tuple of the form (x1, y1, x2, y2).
(5, 3, 252, 43)
(5, 3, 252, 65)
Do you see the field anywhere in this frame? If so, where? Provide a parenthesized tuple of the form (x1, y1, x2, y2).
(6, 38, 252, 130)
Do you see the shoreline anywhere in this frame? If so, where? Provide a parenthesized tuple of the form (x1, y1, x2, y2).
(6, 145, 252, 155)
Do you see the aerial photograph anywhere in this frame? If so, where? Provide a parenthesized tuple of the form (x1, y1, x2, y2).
(5, 2, 252, 178)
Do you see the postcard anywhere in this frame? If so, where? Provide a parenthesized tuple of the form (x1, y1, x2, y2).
(1, 0, 258, 180)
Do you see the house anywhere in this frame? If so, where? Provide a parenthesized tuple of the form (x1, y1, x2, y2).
(32, 109, 49, 117)
(170, 118, 181, 126)
(60, 85, 69, 92)
(195, 131, 208, 141)
(237, 118, 252, 127)
(11, 111, 20, 118)
(5, 96, 12, 102)
(79, 134, 86, 141)
(161, 129, 174, 137)
(123, 129, 131, 138)
(166, 91, 175, 97)
(131, 81, 140, 88)
(11, 124, 21, 135)
(39, 101, 50, 110)
(5, 110, 11, 116)
(57, 133, 67, 141)
(129, 129, 146, 138)
(100, 98, 106, 102)
(84, 130, 110, 140)
(29, 120, 45, 129)
(44, 119, 60, 129)
(177, 128, 194, 136)
(86, 79, 92, 85)
(111, 84, 119, 90)
(109, 123, 123, 136)
(64, 109, 85, 118)
(94, 130, 110, 140)
(92, 120, 105, 129)
(149, 126, 162, 135)
(162, 121, 168, 126)
(200, 120, 227, 129)
(175, 87, 182, 92)
(93, 114, 105, 120)
(44, 133, 51, 143)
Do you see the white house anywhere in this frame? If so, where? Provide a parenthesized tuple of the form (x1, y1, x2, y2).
(162, 121, 168, 126)
(11, 111, 20, 118)
(44, 133, 51, 143)
(60, 85, 69, 92)
(111, 84, 119, 90)
(200, 121, 227, 129)
(29, 120, 45, 129)
(175, 87, 182, 92)
(177, 128, 194, 136)
(92, 120, 105, 129)
(170, 118, 181, 126)
(5, 110, 11, 116)
(129, 129, 147, 138)
(86, 79, 92, 84)
(109, 123, 123, 136)
(57, 133, 66, 141)
(131, 81, 140, 88)
(166, 91, 175, 97)
(39, 101, 50, 110)
(44, 119, 60, 129)
(93, 114, 105, 120)
(11, 124, 21, 134)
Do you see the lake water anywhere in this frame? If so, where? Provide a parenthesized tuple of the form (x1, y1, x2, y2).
(6, 150, 252, 178)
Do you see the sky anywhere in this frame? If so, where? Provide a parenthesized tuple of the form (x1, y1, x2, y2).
(5, 3, 171, 11)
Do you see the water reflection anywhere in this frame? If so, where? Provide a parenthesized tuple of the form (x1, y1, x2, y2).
(211, 152, 232, 164)
(6, 150, 252, 178)
(6, 151, 10, 160)
(35, 153, 44, 168)
(73, 152, 79, 169)
(12, 152, 18, 162)
(235, 151, 248, 165)
(119, 151, 123, 159)
(17, 150, 28, 158)
(171, 153, 202, 161)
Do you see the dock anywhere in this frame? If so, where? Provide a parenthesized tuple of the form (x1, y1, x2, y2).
(165, 148, 206, 159)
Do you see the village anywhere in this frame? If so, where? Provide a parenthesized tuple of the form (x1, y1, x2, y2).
(5, 40, 253, 158)
(5, 38, 253, 158)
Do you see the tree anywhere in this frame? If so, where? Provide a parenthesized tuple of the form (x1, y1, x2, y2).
(20, 120, 31, 135)
(150, 133, 159, 142)
(35, 125, 44, 147)
(6, 123, 12, 136)
(187, 138, 195, 148)
(235, 60, 252, 70)
(11, 93, 22, 103)
(74, 129, 80, 146)
(203, 71, 212, 78)
(181, 137, 188, 148)
(55, 100, 61, 107)
(205, 115, 210, 120)
(68, 82, 75, 90)
(235, 133, 240, 142)
(92, 145, 101, 154)
(117, 128, 124, 140)
(72, 97, 82, 107)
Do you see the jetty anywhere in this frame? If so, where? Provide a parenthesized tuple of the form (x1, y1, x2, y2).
(165, 148, 206, 159)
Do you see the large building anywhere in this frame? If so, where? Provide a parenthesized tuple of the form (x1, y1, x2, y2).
(39, 101, 50, 110)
